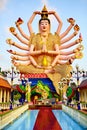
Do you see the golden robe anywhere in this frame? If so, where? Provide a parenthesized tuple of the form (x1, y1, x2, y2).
(17, 33, 72, 93)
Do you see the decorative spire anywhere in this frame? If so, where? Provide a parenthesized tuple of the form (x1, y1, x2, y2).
(42, 5, 48, 12)
(41, 5, 48, 19)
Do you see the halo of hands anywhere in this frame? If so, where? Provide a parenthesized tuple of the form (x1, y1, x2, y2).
(6, 7, 84, 72)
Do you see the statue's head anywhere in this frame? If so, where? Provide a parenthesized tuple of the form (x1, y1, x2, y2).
(39, 5, 51, 33)
(39, 18, 50, 25)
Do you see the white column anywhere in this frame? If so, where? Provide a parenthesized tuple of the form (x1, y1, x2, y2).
(4, 89, 6, 103)
(84, 90, 86, 102)
(7, 90, 10, 102)
(0, 88, 2, 103)
(82, 90, 84, 102)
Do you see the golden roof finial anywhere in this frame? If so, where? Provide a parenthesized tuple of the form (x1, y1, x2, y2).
(42, 5, 48, 12)
(41, 5, 48, 19)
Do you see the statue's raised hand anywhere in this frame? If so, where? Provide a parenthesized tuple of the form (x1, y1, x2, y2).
(48, 11, 55, 15)
(33, 11, 41, 15)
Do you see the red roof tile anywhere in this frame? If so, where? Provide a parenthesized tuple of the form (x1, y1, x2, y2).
(79, 79, 87, 89)
(0, 78, 11, 89)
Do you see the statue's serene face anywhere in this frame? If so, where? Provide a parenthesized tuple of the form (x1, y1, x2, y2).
(39, 20, 50, 33)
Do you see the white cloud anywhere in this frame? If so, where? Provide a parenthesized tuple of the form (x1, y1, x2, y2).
(0, 0, 8, 11)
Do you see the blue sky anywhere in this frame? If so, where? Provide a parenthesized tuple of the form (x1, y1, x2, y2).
(0, 0, 87, 71)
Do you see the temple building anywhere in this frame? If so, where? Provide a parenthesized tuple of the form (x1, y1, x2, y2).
(79, 79, 87, 102)
(0, 75, 11, 103)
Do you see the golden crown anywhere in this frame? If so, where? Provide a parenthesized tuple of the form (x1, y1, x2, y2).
(41, 5, 48, 19)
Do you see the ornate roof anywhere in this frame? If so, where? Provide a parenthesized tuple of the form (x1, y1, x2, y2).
(0, 77, 11, 89)
(79, 79, 87, 89)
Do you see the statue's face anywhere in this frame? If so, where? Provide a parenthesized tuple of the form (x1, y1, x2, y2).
(39, 20, 50, 32)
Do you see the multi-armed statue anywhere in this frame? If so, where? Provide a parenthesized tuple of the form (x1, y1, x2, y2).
(6, 5, 84, 91)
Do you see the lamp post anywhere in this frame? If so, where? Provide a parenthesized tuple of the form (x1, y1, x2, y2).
(70, 65, 87, 101)
(4, 65, 20, 102)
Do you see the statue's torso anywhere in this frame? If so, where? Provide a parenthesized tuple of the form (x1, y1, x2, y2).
(30, 33, 60, 50)
(29, 33, 60, 66)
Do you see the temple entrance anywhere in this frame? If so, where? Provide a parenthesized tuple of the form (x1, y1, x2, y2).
(20, 73, 60, 105)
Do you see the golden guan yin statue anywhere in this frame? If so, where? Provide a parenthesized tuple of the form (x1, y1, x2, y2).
(6, 5, 84, 93)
